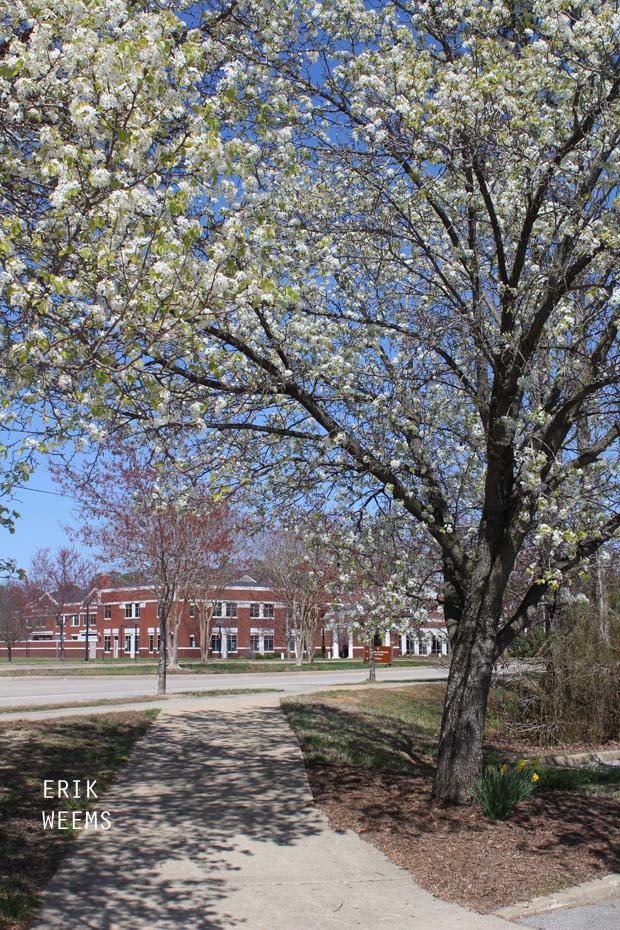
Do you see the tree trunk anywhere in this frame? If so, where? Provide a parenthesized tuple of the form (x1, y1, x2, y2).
(197, 603, 211, 663)
(166, 604, 182, 669)
(433, 623, 495, 804)
(594, 550, 610, 645)
(199, 614, 207, 663)
(285, 612, 291, 659)
(294, 629, 304, 666)
(199, 612, 211, 663)
(167, 622, 180, 669)
(368, 635, 376, 682)
(7, 644, 11, 662)
(157, 608, 167, 695)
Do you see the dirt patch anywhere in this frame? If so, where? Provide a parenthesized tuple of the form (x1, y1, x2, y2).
(307, 762, 620, 913)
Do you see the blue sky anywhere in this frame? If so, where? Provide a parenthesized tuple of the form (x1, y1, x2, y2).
(1, 463, 83, 575)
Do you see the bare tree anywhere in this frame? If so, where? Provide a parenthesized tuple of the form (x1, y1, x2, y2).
(28, 547, 94, 659)
(189, 516, 238, 664)
(261, 524, 332, 666)
(0, 583, 28, 661)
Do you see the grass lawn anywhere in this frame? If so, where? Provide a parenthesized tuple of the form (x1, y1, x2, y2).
(0, 711, 158, 929)
(283, 683, 620, 913)
(0, 657, 443, 677)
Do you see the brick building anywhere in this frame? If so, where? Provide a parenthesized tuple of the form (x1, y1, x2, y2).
(1, 572, 449, 660)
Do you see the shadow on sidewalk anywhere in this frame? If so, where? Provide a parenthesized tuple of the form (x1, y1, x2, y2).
(32, 707, 323, 930)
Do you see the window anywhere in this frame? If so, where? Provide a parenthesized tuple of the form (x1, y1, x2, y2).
(189, 604, 195, 618)
(125, 604, 132, 619)
(263, 634, 274, 652)
(250, 633, 260, 651)
(211, 633, 221, 653)
(104, 634, 111, 653)
(134, 602, 141, 618)
(124, 634, 131, 652)
(189, 634, 196, 648)
(213, 602, 223, 618)
(225, 601, 237, 618)
(157, 632, 161, 652)
(104, 605, 111, 619)
(228, 633, 237, 652)
(262, 603, 274, 619)
(250, 603, 260, 619)
(72, 614, 79, 627)
(148, 633, 154, 653)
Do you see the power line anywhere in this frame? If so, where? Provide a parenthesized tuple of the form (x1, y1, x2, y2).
(14, 484, 71, 499)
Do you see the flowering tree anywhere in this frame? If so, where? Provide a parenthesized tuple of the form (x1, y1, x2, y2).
(327, 512, 435, 680)
(4, 0, 620, 802)
(56, 444, 235, 688)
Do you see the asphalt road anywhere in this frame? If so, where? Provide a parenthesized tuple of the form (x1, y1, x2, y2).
(0, 665, 450, 709)
(520, 900, 620, 930)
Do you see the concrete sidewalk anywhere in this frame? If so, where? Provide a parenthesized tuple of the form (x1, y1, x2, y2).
(31, 705, 519, 930)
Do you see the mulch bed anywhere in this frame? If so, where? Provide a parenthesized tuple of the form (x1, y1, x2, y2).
(306, 763, 620, 913)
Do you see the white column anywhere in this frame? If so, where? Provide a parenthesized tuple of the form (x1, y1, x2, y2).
(384, 629, 390, 646)
(332, 632, 339, 659)
(348, 632, 354, 657)
(400, 633, 407, 655)
(221, 631, 228, 659)
(441, 637, 448, 656)
(413, 637, 420, 655)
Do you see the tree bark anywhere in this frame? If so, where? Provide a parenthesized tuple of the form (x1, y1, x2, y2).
(167, 621, 181, 669)
(294, 628, 305, 666)
(433, 619, 496, 804)
(368, 635, 376, 682)
(157, 606, 167, 695)
(199, 608, 213, 663)
(594, 550, 610, 645)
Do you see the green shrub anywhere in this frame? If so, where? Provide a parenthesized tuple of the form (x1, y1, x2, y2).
(474, 762, 539, 820)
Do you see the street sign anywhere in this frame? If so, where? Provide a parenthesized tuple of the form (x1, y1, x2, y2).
(363, 645, 393, 665)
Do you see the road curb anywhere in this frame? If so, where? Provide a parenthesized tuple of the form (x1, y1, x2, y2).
(494, 874, 620, 920)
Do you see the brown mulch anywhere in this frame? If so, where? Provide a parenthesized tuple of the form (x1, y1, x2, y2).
(306, 763, 620, 913)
